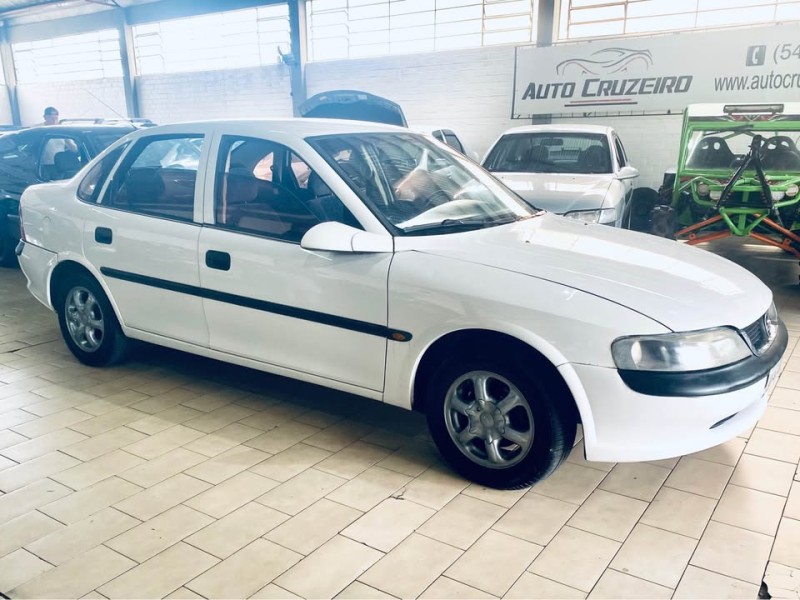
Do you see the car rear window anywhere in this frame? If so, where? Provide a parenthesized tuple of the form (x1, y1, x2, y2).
(484, 132, 612, 174)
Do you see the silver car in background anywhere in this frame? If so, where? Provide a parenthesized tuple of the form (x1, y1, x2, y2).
(482, 124, 640, 226)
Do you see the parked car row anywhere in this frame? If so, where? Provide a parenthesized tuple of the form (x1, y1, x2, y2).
(16, 117, 785, 489)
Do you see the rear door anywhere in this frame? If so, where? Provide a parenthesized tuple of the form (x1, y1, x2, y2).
(83, 128, 212, 346)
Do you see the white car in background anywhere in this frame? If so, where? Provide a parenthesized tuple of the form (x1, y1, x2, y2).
(483, 124, 640, 226)
(17, 119, 785, 489)
(411, 125, 478, 160)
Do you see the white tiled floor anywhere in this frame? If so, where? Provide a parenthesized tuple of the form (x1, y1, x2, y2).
(1, 237, 799, 599)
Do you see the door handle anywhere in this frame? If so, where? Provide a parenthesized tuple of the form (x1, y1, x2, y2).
(95, 227, 112, 244)
(205, 250, 231, 271)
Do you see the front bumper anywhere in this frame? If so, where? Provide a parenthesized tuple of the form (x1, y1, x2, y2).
(565, 325, 785, 462)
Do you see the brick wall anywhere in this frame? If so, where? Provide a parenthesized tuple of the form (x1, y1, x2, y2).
(16, 79, 127, 126)
(138, 65, 293, 125)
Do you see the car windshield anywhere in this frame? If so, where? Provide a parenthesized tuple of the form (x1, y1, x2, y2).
(684, 127, 800, 172)
(310, 132, 537, 235)
(484, 132, 612, 175)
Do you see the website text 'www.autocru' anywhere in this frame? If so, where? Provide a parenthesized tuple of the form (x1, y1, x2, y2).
(714, 72, 800, 91)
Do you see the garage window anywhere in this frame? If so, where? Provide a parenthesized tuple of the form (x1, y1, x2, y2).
(13, 29, 122, 83)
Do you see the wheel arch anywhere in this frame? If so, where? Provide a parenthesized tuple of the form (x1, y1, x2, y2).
(48, 259, 123, 325)
(410, 328, 585, 427)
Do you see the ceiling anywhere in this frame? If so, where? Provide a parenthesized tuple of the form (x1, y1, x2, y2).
(0, 0, 156, 20)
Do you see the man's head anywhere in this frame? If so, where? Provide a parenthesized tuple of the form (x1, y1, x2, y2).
(43, 107, 59, 125)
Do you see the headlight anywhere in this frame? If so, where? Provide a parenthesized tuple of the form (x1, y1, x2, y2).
(772, 190, 785, 201)
(785, 184, 799, 198)
(611, 327, 751, 372)
(709, 190, 722, 201)
(563, 207, 617, 224)
(696, 183, 710, 197)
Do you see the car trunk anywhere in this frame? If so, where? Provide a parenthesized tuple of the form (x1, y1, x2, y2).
(299, 90, 407, 127)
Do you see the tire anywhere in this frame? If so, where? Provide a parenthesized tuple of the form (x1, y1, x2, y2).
(424, 353, 575, 489)
(0, 230, 18, 268)
(626, 188, 659, 232)
(55, 273, 129, 367)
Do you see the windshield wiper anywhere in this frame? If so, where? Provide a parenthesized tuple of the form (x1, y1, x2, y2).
(403, 214, 537, 235)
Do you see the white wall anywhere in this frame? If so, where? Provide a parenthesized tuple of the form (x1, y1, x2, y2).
(138, 65, 293, 125)
(17, 78, 127, 125)
(553, 113, 684, 190)
(306, 46, 520, 161)
(0, 86, 13, 124)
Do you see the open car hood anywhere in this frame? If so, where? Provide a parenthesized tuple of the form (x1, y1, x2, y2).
(299, 90, 407, 127)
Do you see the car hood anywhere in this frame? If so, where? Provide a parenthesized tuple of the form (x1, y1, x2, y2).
(492, 172, 613, 213)
(299, 90, 407, 127)
(411, 213, 770, 331)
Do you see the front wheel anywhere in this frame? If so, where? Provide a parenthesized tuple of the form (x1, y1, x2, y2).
(55, 273, 129, 367)
(424, 354, 575, 489)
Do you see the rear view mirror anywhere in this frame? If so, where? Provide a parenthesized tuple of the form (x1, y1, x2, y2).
(540, 138, 564, 147)
(618, 166, 639, 180)
(301, 222, 393, 253)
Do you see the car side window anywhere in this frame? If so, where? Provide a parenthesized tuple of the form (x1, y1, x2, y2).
(77, 144, 128, 204)
(443, 131, 465, 154)
(214, 135, 358, 242)
(100, 135, 203, 222)
(39, 135, 85, 181)
(614, 137, 628, 167)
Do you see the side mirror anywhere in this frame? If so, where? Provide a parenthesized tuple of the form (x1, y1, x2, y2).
(300, 221, 393, 253)
(618, 166, 639, 180)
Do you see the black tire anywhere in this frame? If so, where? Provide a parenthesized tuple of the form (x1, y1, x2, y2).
(0, 231, 18, 268)
(626, 187, 659, 232)
(55, 272, 129, 367)
(424, 353, 575, 489)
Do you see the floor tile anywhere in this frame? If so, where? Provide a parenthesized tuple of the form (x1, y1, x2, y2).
(185, 470, 278, 518)
(758, 405, 800, 436)
(0, 510, 63, 559)
(360, 533, 462, 598)
(394, 465, 469, 510)
(599, 462, 670, 502)
(566, 441, 615, 473)
(181, 422, 262, 457)
(529, 526, 620, 593)
(245, 421, 321, 454)
(69, 407, 148, 437)
(531, 462, 607, 505)
(185, 501, 288, 559)
(444, 529, 541, 597)
(12, 408, 92, 438)
(588, 569, 672, 599)
(25, 506, 140, 566)
(567, 489, 648, 542)
(123, 425, 204, 460)
(689, 437, 747, 466)
(763, 561, 800, 600)
(459, 482, 527, 508)
(0, 548, 54, 591)
(731, 453, 796, 496)
(376, 442, 439, 478)
(105, 504, 214, 563)
(51, 449, 144, 490)
(0, 428, 88, 462)
(690, 520, 773, 583)
(787, 481, 800, 520)
(251, 583, 302, 599)
(609, 523, 696, 588)
(99, 542, 219, 599)
(0, 430, 28, 451)
(117, 448, 207, 488)
(771, 517, 800, 570)
(10, 545, 135, 599)
(266, 498, 362, 555)
(60, 426, 146, 462)
(745, 428, 800, 464)
(315, 441, 390, 480)
(505, 573, 586, 599)
(126, 406, 204, 436)
(0, 450, 81, 492)
(248, 442, 331, 482)
(184, 445, 271, 484)
(673, 565, 760, 599)
(183, 404, 254, 434)
(341, 496, 435, 552)
(274, 535, 383, 599)
(113, 473, 211, 521)
(0, 478, 72, 525)
(664, 457, 733, 499)
(417, 493, 505, 550)
(302, 420, 374, 453)
(419, 576, 497, 599)
(639, 486, 717, 539)
(257, 468, 347, 516)
(185, 538, 301, 599)
(325, 466, 411, 512)
(336, 581, 397, 599)
(493, 492, 578, 545)
(712, 484, 785, 535)
(39, 477, 142, 525)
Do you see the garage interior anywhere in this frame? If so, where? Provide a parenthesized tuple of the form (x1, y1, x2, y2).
(0, 0, 799, 598)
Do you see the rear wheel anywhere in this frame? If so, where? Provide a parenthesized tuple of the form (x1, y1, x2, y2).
(55, 273, 129, 367)
(424, 353, 575, 489)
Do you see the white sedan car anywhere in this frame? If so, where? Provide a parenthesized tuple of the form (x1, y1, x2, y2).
(483, 124, 640, 227)
(17, 119, 785, 489)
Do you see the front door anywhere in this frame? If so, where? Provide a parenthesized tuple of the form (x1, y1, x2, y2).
(198, 133, 391, 392)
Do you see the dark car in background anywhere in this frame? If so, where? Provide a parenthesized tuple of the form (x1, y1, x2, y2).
(0, 124, 135, 266)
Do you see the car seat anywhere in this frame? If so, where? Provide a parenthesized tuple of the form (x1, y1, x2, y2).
(761, 136, 800, 171)
(577, 145, 611, 173)
(53, 151, 82, 179)
(687, 137, 736, 169)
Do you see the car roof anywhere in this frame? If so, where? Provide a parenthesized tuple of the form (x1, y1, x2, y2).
(8, 124, 135, 136)
(137, 118, 409, 138)
(497, 124, 614, 136)
(686, 103, 800, 118)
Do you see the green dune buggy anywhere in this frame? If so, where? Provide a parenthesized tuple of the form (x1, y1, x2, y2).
(646, 103, 800, 257)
